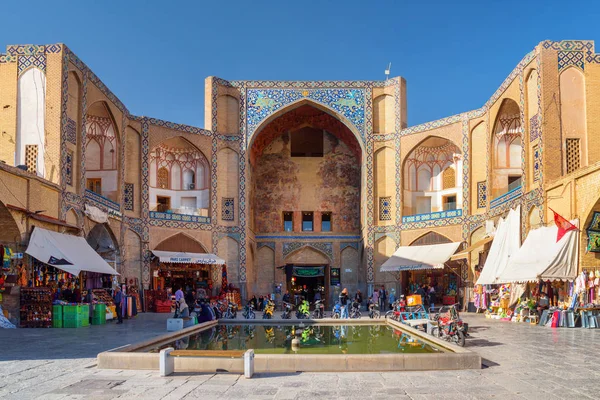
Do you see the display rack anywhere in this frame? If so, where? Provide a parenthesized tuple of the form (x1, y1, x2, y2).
(20, 287, 52, 328)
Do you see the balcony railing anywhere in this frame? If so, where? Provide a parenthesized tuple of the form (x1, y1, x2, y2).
(149, 210, 210, 224)
(85, 189, 120, 211)
(402, 209, 462, 224)
(490, 185, 523, 209)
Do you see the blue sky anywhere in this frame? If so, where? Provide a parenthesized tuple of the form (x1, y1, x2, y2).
(2, 0, 599, 128)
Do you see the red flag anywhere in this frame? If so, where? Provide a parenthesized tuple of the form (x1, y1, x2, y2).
(550, 208, 577, 242)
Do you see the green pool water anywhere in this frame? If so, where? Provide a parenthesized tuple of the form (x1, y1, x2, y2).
(144, 324, 442, 354)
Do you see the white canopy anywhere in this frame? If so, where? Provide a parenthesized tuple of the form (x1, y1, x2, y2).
(380, 242, 462, 272)
(26, 227, 119, 276)
(152, 250, 226, 265)
(496, 220, 579, 283)
(476, 205, 521, 285)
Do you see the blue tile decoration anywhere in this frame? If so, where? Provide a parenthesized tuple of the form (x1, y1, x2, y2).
(401, 209, 463, 224)
(379, 196, 392, 221)
(18, 54, 46, 75)
(256, 235, 361, 240)
(558, 51, 585, 72)
(65, 151, 73, 186)
(490, 186, 523, 209)
(123, 183, 134, 211)
(529, 114, 541, 142)
(477, 181, 487, 209)
(66, 117, 77, 144)
(533, 145, 541, 182)
(257, 242, 275, 251)
(282, 242, 333, 261)
(246, 88, 365, 141)
(222, 197, 234, 221)
(84, 189, 120, 211)
(149, 211, 210, 224)
(340, 242, 360, 251)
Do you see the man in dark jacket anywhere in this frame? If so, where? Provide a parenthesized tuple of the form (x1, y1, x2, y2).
(113, 286, 123, 324)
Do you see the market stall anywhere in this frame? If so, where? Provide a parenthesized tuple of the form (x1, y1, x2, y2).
(380, 241, 462, 306)
(149, 250, 229, 312)
(22, 227, 119, 328)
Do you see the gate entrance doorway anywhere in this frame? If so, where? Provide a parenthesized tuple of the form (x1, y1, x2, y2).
(286, 265, 329, 307)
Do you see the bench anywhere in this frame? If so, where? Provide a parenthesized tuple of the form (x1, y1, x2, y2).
(159, 348, 254, 378)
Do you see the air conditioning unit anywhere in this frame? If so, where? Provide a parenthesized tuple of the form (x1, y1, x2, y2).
(188, 183, 195, 190)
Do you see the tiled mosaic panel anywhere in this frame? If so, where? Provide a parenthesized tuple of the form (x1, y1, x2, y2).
(282, 242, 333, 261)
(558, 51, 584, 71)
(222, 197, 234, 221)
(529, 115, 541, 142)
(66, 151, 73, 186)
(124, 183, 134, 211)
(533, 145, 541, 182)
(66, 117, 77, 145)
(379, 196, 392, 221)
(246, 88, 366, 141)
(477, 181, 487, 209)
(17, 54, 46, 75)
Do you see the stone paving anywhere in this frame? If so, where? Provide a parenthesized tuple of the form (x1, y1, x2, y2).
(1, 312, 600, 399)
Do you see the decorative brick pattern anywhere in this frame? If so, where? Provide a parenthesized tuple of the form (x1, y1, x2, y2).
(18, 54, 46, 75)
(221, 197, 234, 221)
(123, 183, 134, 211)
(379, 196, 392, 221)
(25, 144, 38, 173)
(566, 138, 580, 174)
(477, 181, 487, 209)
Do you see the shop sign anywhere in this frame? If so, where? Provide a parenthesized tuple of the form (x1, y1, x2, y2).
(293, 266, 324, 277)
(11, 253, 23, 259)
(330, 267, 341, 286)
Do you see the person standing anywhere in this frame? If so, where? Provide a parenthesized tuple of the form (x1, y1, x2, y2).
(175, 287, 184, 302)
(339, 288, 349, 319)
(372, 289, 379, 311)
(113, 286, 123, 324)
(388, 288, 396, 310)
(379, 285, 387, 312)
(428, 286, 436, 311)
(354, 290, 363, 310)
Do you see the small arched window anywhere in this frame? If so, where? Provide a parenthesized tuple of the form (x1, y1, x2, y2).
(183, 169, 195, 190)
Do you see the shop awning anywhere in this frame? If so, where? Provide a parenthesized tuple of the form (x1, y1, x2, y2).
(25, 227, 119, 276)
(449, 236, 494, 261)
(476, 205, 521, 285)
(152, 250, 226, 265)
(380, 242, 462, 272)
(495, 220, 579, 283)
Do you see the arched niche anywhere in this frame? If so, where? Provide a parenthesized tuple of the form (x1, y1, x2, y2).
(373, 94, 394, 134)
(403, 137, 462, 216)
(491, 98, 522, 199)
(17, 68, 46, 177)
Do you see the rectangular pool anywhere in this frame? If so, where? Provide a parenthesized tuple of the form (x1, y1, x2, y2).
(139, 323, 442, 354)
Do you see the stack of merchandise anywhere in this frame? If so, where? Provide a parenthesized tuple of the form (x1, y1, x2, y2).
(20, 287, 52, 328)
(52, 304, 63, 328)
(62, 304, 89, 328)
(92, 303, 106, 325)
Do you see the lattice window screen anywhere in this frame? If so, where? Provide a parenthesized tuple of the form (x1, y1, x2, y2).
(442, 167, 455, 190)
(566, 138, 580, 174)
(379, 196, 392, 221)
(157, 167, 169, 189)
(25, 144, 38, 173)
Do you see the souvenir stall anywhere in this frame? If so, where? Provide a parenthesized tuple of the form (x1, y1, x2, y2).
(380, 241, 463, 306)
(149, 250, 226, 312)
(0, 243, 23, 328)
(488, 217, 580, 327)
(22, 227, 119, 328)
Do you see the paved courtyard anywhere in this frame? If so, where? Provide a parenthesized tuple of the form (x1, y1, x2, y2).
(1, 312, 600, 399)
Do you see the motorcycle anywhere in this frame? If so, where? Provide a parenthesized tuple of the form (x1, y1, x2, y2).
(296, 300, 310, 319)
(223, 302, 237, 319)
(385, 298, 406, 321)
(242, 303, 256, 319)
(312, 300, 324, 319)
(368, 302, 380, 319)
(331, 302, 342, 319)
(281, 302, 293, 319)
(431, 304, 468, 347)
(262, 300, 275, 319)
(350, 301, 361, 319)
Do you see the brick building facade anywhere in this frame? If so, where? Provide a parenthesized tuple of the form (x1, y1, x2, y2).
(1, 40, 600, 310)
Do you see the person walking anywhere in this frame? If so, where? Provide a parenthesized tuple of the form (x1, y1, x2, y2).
(113, 286, 123, 324)
(339, 288, 349, 319)
(379, 285, 387, 312)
